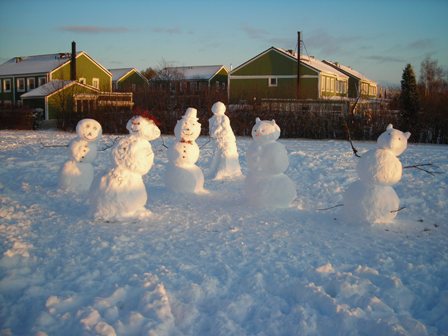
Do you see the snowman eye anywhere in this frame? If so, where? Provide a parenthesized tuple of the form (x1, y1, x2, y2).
(86, 124, 90, 128)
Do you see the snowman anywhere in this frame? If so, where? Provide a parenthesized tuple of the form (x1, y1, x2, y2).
(59, 139, 97, 193)
(208, 101, 242, 180)
(59, 118, 102, 192)
(91, 135, 157, 221)
(164, 107, 206, 194)
(341, 124, 411, 224)
(244, 118, 297, 208)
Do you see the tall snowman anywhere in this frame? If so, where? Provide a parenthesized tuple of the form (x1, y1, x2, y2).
(244, 118, 296, 208)
(91, 118, 161, 221)
(341, 124, 411, 224)
(208, 101, 242, 180)
(164, 107, 206, 194)
(59, 118, 102, 193)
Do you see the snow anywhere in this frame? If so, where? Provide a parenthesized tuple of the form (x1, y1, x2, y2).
(1, 129, 447, 336)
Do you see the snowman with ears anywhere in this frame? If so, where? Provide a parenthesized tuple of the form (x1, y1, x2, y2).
(341, 124, 411, 224)
(59, 118, 102, 192)
(164, 107, 206, 194)
(59, 139, 98, 193)
(208, 101, 242, 180)
(244, 118, 297, 208)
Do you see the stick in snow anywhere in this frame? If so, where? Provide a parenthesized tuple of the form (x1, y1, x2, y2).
(403, 163, 442, 176)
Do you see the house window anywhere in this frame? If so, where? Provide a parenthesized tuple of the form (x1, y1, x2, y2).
(79, 77, 86, 84)
(326, 77, 331, 92)
(17, 78, 25, 92)
(4, 79, 12, 92)
(27, 78, 36, 90)
(0, 79, 2, 93)
(38, 77, 46, 86)
(268, 77, 278, 87)
(330, 78, 335, 92)
(92, 78, 99, 89)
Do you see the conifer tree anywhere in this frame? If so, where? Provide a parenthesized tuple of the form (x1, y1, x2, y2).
(399, 64, 420, 131)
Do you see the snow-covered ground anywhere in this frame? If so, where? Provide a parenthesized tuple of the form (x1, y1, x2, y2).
(1, 130, 447, 336)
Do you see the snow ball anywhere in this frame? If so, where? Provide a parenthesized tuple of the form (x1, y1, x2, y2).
(69, 139, 97, 163)
(251, 118, 280, 143)
(76, 118, 102, 142)
(174, 108, 201, 142)
(126, 115, 161, 141)
(112, 136, 154, 175)
(376, 124, 411, 156)
(316, 263, 335, 273)
(356, 149, 402, 186)
(211, 101, 226, 115)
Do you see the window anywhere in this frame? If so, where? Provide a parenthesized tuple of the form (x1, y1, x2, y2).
(330, 78, 335, 92)
(92, 78, 99, 89)
(79, 77, 86, 84)
(326, 77, 331, 92)
(4, 79, 12, 92)
(17, 78, 25, 92)
(38, 77, 47, 86)
(0, 79, 2, 93)
(27, 78, 36, 90)
(268, 77, 277, 87)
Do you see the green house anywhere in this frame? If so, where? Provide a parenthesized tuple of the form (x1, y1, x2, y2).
(0, 42, 130, 120)
(323, 61, 377, 99)
(228, 47, 349, 103)
(110, 68, 148, 92)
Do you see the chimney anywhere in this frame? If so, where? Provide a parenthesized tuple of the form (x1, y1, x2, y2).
(70, 41, 76, 81)
(296, 31, 301, 99)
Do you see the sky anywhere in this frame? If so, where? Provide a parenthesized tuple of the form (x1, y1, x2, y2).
(1, 0, 447, 87)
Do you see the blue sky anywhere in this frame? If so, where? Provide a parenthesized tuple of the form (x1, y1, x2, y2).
(1, 0, 447, 86)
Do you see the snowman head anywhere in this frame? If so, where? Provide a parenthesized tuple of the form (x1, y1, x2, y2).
(112, 137, 153, 175)
(251, 118, 281, 143)
(174, 107, 201, 142)
(211, 101, 226, 116)
(76, 118, 102, 142)
(126, 115, 161, 141)
(377, 124, 411, 156)
(69, 139, 97, 163)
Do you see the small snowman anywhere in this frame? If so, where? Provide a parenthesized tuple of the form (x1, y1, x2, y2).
(59, 118, 102, 192)
(164, 107, 206, 194)
(244, 118, 297, 208)
(91, 135, 157, 221)
(59, 139, 97, 193)
(208, 101, 242, 180)
(341, 124, 411, 224)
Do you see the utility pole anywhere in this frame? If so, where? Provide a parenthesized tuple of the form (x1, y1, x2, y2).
(297, 31, 301, 99)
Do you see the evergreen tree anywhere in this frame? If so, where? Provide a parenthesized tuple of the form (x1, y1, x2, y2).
(399, 64, 420, 131)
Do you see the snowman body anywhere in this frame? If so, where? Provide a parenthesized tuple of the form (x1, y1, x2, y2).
(342, 124, 411, 224)
(208, 101, 242, 180)
(165, 108, 205, 193)
(59, 139, 97, 193)
(92, 135, 154, 221)
(244, 118, 296, 208)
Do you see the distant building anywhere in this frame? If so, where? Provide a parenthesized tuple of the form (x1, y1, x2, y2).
(0, 42, 133, 120)
(110, 68, 148, 92)
(153, 65, 228, 93)
(323, 60, 378, 99)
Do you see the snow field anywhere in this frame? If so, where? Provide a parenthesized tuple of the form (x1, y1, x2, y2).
(0, 130, 447, 335)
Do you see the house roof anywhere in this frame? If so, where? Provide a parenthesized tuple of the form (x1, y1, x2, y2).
(323, 60, 375, 84)
(0, 53, 80, 76)
(163, 65, 228, 80)
(230, 46, 348, 80)
(109, 67, 148, 83)
(21, 79, 98, 99)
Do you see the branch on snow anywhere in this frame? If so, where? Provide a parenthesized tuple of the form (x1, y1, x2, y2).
(403, 163, 443, 176)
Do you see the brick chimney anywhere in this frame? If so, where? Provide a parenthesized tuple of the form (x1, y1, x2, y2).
(70, 41, 76, 81)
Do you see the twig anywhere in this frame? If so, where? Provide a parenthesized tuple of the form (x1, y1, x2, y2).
(199, 136, 211, 149)
(316, 204, 344, 211)
(160, 134, 169, 149)
(99, 136, 119, 151)
(41, 143, 68, 148)
(343, 93, 361, 158)
(390, 206, 406, 213)
(403, 163, 442, 176)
